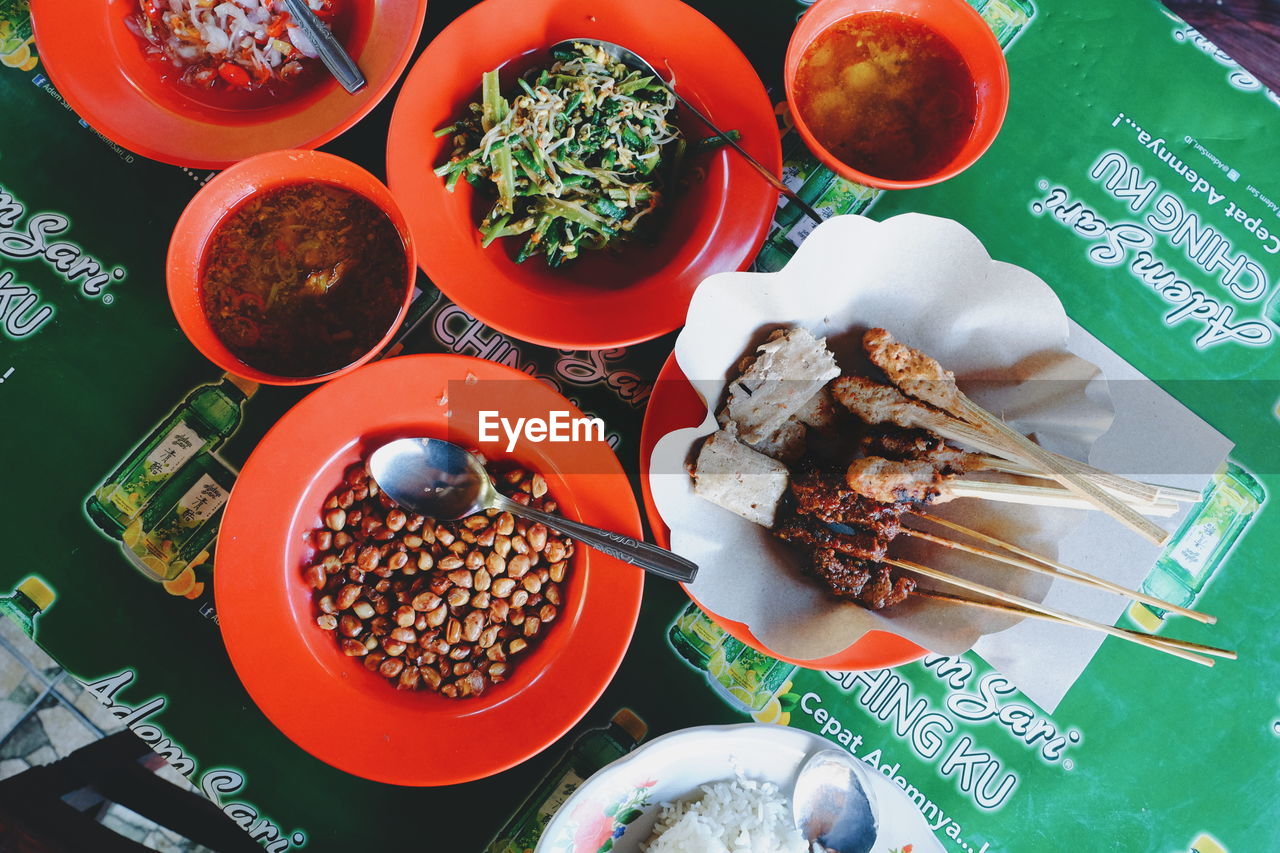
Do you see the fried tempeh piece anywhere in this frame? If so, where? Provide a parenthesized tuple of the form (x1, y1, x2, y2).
(863, 327, 964, 416)
(831, 375, 946, 432)
(845, 456, 944, 505)
(858, 425, 983, 474)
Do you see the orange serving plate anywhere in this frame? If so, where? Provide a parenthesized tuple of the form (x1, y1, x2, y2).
(30, 0, 428, 168)
(639, 354, 928, 671)
(385, 0, 782, 350)
(215, 354, 645, 785)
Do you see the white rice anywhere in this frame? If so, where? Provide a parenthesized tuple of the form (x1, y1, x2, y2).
(643, 778, 810, 853)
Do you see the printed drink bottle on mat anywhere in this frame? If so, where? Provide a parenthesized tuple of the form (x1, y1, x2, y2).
(1128, 461, 1264, 630)
(485, 710, 648, 853)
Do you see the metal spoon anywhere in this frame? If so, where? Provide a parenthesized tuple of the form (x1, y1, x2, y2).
(553, 38, 823, 224)
(283, 0, 366, 94)
(793, 749, 878, 853)
(367, 438, 698, 583)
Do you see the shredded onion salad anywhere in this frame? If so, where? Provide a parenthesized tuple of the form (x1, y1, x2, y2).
(435, 43, 686, 267)
(127, 0, 335, 91)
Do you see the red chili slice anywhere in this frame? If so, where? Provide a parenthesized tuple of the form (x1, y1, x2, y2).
(217, 63, 252, 88)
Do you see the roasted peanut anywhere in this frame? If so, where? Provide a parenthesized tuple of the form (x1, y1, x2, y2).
(324, 508, 346, 531)
(337, 581, 363, 607)
(489, 599, 510, 623)
(341, 639, 367, 656)
(304, 564, 326, 590)
(316, 614, 337, 631)
(507, 554, 532, 578)
(398, 665, 421, 690)
(462, 611, 485, 642)
(412, 591, 441, 612)
(379, 658, 405, 678)
(425, 603, 449, 628)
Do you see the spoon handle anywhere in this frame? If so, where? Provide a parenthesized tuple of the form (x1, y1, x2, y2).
(493, 496, 698, 583)
(283, 0, 366, 94)
(669, 91, 824, 225)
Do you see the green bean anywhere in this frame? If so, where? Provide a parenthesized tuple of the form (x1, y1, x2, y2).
(435, 43, 736, 266)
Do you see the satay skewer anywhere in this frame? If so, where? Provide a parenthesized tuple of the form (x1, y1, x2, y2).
(901, 524, 1214, 624)
(913, 590, 1235, 660)
(860, 330, 1170, 545)
(885, 557, 1214, 666)
(910, 511, 1217, 625)
(832, 376, 1200, 506)
(843, 456, 1179, 517)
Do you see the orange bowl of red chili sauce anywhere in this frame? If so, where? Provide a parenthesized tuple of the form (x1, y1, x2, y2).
(784, 0, 1009, 189)
(167, 150, 416, 386)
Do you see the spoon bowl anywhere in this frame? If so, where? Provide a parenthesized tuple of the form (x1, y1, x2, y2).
(368, 437, 493, 521)
(793, 749, 879, 853)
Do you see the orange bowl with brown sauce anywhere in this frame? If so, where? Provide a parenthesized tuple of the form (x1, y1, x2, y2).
(167, 150, 416, 386)
(784, 0, 1010, 190)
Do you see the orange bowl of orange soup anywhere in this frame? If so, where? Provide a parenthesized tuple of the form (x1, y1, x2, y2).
(784, 0, 1009, 189)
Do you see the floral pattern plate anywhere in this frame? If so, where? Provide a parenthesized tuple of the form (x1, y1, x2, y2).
(536, 723, 943, 853)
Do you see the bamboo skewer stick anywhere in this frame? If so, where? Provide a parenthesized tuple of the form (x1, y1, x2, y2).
(972, 456, 1202, 503)
(954, 395, 1170, 546)
(910, 511, 1217, 625)
(886, 557, 1213, 666)
(901, 525, 1213, 624)
(942, 480, 1180, 517)
(913, 590, 1235, 660)
(926, 409, 1192, 502)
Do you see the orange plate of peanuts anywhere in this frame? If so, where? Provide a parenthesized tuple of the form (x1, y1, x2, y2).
(215, 354, 645, 786)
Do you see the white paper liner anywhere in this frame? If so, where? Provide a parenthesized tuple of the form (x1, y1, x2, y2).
(649, 213, 1116, 660)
